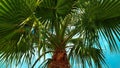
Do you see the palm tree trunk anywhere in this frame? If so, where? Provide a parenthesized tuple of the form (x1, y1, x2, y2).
(48, 49, 70, 68)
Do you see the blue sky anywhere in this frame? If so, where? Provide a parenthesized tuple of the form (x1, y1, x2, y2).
(99, 33, 120, 68)
(105, 52, 120, 68)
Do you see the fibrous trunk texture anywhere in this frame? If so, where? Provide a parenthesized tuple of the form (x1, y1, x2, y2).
(48, 49, 70, 68)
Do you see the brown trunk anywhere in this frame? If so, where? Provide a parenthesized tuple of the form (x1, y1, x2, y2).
(48, 49, 70, 68)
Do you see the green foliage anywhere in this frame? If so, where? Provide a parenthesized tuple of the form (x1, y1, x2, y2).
(0, 0, 38, 67)
(35, 0, 75, 21)
(0, 0, 119, 68)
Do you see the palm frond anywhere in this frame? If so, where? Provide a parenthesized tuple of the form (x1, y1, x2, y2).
(77, 0, 120, 51)
(0, 0, 38, 67)
(68, 38, 107, 68)
(35, 0, 75, 22)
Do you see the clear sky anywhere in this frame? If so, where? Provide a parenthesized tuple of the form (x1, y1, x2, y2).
(105, 52, 120, 68)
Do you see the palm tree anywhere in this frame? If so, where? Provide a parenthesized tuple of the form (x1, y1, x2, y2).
(0, 0, 120, 68)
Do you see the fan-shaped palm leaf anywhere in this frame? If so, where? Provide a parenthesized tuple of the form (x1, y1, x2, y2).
(77, 0, 120, 51)
(0, 0, 40, 67)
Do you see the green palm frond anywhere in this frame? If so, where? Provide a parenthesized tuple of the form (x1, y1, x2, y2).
(68, 38, 107, 68)
(77, 0, 120, 51)
(34, 0, 76, 38)
(35, 0, 75, 22)
(0, 0, 39, 67)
